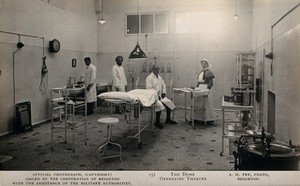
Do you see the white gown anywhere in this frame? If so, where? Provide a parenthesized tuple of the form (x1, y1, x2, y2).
(85, 64, 97, 103)
(112, 65, 127, 92)
(145, 72, 175, 112)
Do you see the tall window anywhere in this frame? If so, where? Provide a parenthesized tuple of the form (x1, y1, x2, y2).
(126, 12, 168, 35)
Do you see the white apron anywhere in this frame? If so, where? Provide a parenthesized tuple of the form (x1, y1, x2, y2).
(85, 64, 97, 103)
(193, 90, 214, 121)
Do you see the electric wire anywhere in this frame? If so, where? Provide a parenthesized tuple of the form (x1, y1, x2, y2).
(39, 73, 48, 95)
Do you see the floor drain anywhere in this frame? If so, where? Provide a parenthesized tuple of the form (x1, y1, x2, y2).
(167, 158, 174, 161)
(44, 160, 50, 163)
(212, 131, 217, 134)
(209, 149, 215, 152)
(206, 162, 213, 165)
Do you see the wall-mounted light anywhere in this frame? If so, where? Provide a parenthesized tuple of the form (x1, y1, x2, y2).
(17, 42, 24, 49)
(265, 52, 273, 59)
(129, 0, 147, 59)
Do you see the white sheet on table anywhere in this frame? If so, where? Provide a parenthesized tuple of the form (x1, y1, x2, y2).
(98, 91, 139, 104)
(128, 89, 158, 107)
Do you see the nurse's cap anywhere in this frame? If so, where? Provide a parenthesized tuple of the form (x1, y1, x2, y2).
(201, 59, 212, 68)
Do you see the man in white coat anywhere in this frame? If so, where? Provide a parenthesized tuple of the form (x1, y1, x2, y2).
(146, 64, 177, 129)
(112, 55, 127, 114)
(84, 57, 97, 116)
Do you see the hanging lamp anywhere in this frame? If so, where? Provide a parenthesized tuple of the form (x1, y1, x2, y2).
(129, 0, 147, 59)
(97, 0, 106, 24)
(234, 0, 238, 20)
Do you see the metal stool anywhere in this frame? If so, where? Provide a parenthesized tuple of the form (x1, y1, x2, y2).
(97, 117, 123, 162)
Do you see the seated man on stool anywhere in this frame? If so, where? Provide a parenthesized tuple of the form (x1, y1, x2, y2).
(146, 64, 177, 129)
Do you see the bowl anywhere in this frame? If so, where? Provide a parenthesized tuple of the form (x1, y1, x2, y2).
(67, 87, 84, 96)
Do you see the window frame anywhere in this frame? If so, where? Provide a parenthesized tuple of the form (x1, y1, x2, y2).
(125, 11, 169, 35)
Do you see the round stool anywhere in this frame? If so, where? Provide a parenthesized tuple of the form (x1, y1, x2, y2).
(97, 117, 122, 163)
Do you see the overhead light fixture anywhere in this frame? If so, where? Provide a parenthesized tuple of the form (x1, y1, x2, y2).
(234, 0, 238, 20)
(95, 0, 106, 24)
(99, 0, 106, 24)
(129, 0, 147, 59)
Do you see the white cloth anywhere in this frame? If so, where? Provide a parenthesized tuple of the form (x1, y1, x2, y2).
(112, 65, 127, 92)
(98, 91, 139, 104)
(146, 72, 175, 112)
(85, 64, 97, 103)
(98, 89, 159, 107)
(128, 89, 158, 107)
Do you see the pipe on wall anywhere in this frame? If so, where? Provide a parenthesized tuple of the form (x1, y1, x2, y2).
(0, 30, 46, 107)
(268, 2, 300, 76)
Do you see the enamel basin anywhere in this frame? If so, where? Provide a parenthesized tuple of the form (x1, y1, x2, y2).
(67, 87, 84, 96)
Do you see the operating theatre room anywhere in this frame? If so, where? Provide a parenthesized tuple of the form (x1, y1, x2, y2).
(1, 0, 300, 179)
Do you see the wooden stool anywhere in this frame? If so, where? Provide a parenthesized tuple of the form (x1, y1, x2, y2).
(97, 117, 122, 163)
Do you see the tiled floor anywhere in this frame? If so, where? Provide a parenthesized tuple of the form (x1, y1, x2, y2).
(0, 108, 235, 170)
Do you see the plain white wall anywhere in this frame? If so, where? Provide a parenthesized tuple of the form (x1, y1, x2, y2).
(253, 0, 300, 144)
(0, 0, 98, 134)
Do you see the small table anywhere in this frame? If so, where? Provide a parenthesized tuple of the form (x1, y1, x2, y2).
(220, 96, 254, 156)
(172, 88, 209, 128)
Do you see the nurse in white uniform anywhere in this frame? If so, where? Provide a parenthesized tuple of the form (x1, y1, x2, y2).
(146, 64, 177, 129)
(193, 59, 215, 124)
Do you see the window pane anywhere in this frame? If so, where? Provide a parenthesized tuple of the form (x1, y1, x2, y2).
(141, 14, 153, 33)
(127, 15, 139, 34)
(155, 14, 168, 33)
